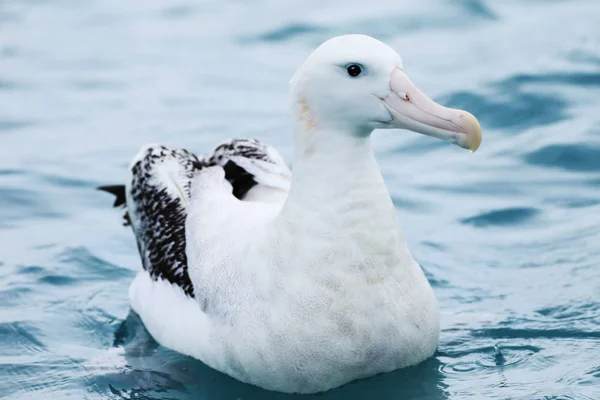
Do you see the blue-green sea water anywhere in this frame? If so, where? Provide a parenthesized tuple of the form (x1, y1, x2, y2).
(1, 0, 599, 399)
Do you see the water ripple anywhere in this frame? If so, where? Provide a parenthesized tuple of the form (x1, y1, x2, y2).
(497, 72, 600, 90)
(456, 0, 497, 20)
(0, 120, 36, 132)
(0, 322, 46, 354)
(460, 207, 540, 227)
(440, 344, 540, 375)
(0, 188, 65, 227)
(2, 0, 600, 399)
(472, 328, 600, 340)
(159, 4, 198, 20)
(536, 302, 600, 321)
(56, 247, 132, 281)
(524, 144, 600, 172)
(251, 23, 328, 43)
(444, 91, 568, 132)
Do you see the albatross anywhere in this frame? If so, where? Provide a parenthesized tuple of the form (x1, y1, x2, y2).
(100, 34, 482, 394)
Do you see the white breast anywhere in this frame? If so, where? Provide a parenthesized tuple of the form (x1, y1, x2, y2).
(173, 159, 440, 393)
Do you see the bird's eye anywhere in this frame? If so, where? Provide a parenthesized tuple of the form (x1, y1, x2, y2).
(346, 64, 363, 77)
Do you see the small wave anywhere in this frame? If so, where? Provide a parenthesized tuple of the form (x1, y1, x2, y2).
(250, 23, 328, 43)
(440, 344, 540, 375)
(472, 327, 600, 340)
(524, 144, 600, 172)
(0, 321, 46, 354)
(497, 72, 600, 90)
(456, 0, 497, 20)
(0, 187, 65, 227)
(461, 207, 539, 227)
(158, 4, 198, 20)
(443, 91, 568, 132)
(0, 119, 36, 132)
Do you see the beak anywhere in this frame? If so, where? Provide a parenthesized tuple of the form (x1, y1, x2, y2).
(381, 68, 482, 152)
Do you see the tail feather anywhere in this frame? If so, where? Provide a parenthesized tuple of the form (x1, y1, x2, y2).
(98, 185, 127, 207)
(98, 184, 130, 226)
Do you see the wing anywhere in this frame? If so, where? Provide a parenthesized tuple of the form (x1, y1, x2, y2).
(126, 144, 203, 298)
(206, 138, 291, 202)
(98, 139, 291, 299)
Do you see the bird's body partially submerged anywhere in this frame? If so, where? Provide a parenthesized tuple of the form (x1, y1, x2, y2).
(100, 34, 482, 393)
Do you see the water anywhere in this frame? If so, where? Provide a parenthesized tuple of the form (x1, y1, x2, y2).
(1, 0, 599, 399)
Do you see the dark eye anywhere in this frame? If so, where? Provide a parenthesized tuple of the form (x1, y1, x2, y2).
(346, 64, 363, 77)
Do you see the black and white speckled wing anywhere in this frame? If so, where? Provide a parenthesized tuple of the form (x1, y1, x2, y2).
(206, 138, 291, 202)
(126, 145, 204, 298)
(99, 139, 291, 299)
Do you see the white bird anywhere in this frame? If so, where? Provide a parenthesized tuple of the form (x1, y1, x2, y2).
(100, 34, 482, 394)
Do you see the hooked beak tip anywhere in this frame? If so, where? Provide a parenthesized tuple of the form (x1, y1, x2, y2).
(384, 68, 483, 153)
(457, 111, 482, 153)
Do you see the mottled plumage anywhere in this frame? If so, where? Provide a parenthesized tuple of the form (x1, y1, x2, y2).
(126, 145, 202, 297)
(99, 139, 289, 298)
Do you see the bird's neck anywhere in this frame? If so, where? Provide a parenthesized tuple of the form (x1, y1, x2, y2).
(276, 123, 404, 249)
(289, 126, 384, 202)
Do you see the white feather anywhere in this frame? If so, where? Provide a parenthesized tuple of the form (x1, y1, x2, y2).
(128, 34, 440, 394)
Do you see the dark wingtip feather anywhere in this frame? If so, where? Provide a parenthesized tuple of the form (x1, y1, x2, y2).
(97, 185, 127, 207)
